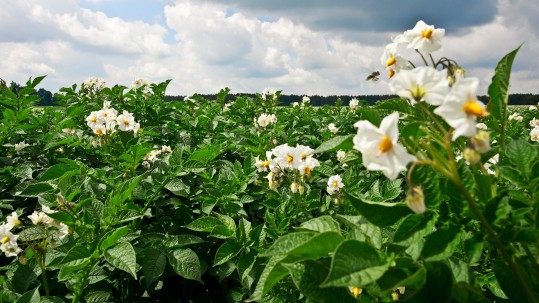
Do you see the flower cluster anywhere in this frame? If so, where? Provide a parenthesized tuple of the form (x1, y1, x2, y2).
(508, 112, 523, 122)
(86, 101, 140, 138)
(529, 118, 539, 143)
(28, 205, 70, 240)
(256, 113, 277, 128)
(0, 212, 22, 257)
(82, 77, 107, 91)
(349, 98, 359, 109)
(254, 143, 320, 193)
(380, 20, 444, 78)
(328, 123, 339, 134)
(142, 145, 173, 169)
(261, 88, 276, 101)
(13, 141, 30, 153)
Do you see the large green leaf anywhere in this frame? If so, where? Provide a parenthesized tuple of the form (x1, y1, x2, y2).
(393, 213, 436, 243)
(348, 193, 411, 227)
(248, 256, 289, 302)
(506, 138, 538, 178)
(421, 226, 462, 261)
(314, 134, 354, 154)
(487, 44, 521, 122)
(168, 248, 202, 282)
(322, 240, 389, 287)
(214, 241, 243, 266)
(15, 287, 40, 303)
(99, 226, 131, 251)
(184, 216, 224, 232)
(297, 216, 340, 233)
(143, 248, 167, 287)
(284, 261, 357, 303)
(104, 242, 137, 280)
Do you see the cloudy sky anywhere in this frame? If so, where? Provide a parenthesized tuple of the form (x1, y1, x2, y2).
(1, 0, 538, 96)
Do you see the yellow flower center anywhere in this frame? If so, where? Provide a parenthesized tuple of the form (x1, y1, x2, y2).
(411, 85, 425, 101)
(532, 135, 538, 140)
(422, 29, 433, 39)
(388, 69, 395, 78)
(262, 160, 270, 167)
(352, 287, 362, 298)
(463, 99, 487, 117)
(95, 129, 103, 136)
(91, 117, 97, 123)
(386, 55, 396, 67)
(301, 153, 308, 160)
(123, 119, 130, 126)
(333, 181, 339, 188)
(304, 166, 312, 176)
(379, 136, 393, 153)
(1, 236, 9, 244)
(287, 155, 294, 163)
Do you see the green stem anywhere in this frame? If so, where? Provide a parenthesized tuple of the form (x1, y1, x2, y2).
(415, 50, 430, 66)
(41, 266, 50, 297)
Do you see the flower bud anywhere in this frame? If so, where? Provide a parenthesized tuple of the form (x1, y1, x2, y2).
(405, 186, 425, 214)
(298, 185, 305, 195)
(463, 147, 481, 164)
(19, 255, 28, 265)
(290, 182, 298, 193)
(471, 130, 490, 153)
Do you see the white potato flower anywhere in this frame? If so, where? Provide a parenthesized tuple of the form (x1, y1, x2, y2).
(402, 20, 445, 54)
(327, 175, 344, 195)
(337, 150, 346, 162)
(380, 42, 410, 76)
(389, 66, 449, 105)
(349, 98, 359, 109)
(14, 141, 30, 152)
(434, 77, 488, 140)
(257, 114, 271, 127)
(353, 112, 416, 180)
(116, 110, 136, 131)
(302, 96, 310, 104)
(476, 123, 488, 130)
(530, 128, 539, 143)
(6, 212, 21, 229)
(328, 123, 339, 134)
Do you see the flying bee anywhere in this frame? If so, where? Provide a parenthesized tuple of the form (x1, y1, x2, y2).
(366, 71, 380, 82)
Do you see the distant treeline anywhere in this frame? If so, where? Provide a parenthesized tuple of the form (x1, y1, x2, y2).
(3, 81, 538, 106)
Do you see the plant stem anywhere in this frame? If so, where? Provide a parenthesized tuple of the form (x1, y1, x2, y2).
(416, 50, 430, 66)
(41, 267, 50, 297)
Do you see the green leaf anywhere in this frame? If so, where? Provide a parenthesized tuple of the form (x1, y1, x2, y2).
(322, 240, 388, 287)
(284, 261, 357, 303)
(359, 108, 382, 126)
(421, 226, 462, 261)
(377, 266, 427, 296)
(12, 264, 38, 294)
(15, 287, 40, 303)
(46, 211, 74, 225)
(163, 234, 205, 248)
(506, 138, 538, 177)
(188, 146, 222, 165)
(419, 261, 453, 303)
(84, 291, 112, 303)
(487, 44, 521, 122)
(17, 182, 54, 197)
(143, 248, 167, 287)
(394, 213, 436, 243)
(492, 260, 533, 302)
(18, 226, 47, 242)
(104, 242, 137, 280)
(261, 231, 317, 256)
(375, 98, 413, 114)
(99, 226, 131, 251)
(314, 134, 354, 154)
(165, 178, 190, 197)
(237, 251, 257, 289)
(348, 193, 411, 227)
(168, 248, 202, 282)
(248, 256, 289, 302)
(214, 241, 243, 266)
(51, 245, 90, 267)
(297, 215, 340, 233)
(38, 164, 74, 181)
(184, 216, 224, 232)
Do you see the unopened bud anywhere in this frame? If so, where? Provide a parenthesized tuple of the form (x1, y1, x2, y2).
(463, 147, 481, 164)
(406, 186, 425, 214)
(298, 185, 305, 195)
(471, 130, 491, 153)
(19, 255, 28, 265)
(290, 182, 298, 193)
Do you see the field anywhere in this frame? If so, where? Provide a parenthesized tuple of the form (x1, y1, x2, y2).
(1, 26, 539, 302)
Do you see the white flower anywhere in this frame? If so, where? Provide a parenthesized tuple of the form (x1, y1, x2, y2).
(57, 223, 71, 240)
(337, 150, 346, 162)
(389, 66, 449, 105)
(0, 224, 21, 257)
(349, 98, 359, 109)
(257, 114, 271, 127)
(268, 114, 277, 123)
(298, 156, 320, 176)
(86, 111, 100, 129)
(271, 144, 302, 171)
(302, 96, 310, 104)
(529, 105, 537, 111)
(144, 150, 161, 162)
(529, 118, 539, 128)
(353, 112, 416, 180)
(508, 112, 523, 122)
(161, 145, 172, 154)
(328, 123, 339, 134)
(327, 175, 344, 195)
(132, 78, 149, 89)
(14, 141, 30, 152)
(434, 77, 488, 141)
(6, 212, 21, 229)
(116, 110, 136, 132)
(476, 123, 488, 130)
(93, 125, 107, 136)
(292, 102, 299, 107)
(402, 20, 445, 54)
(484, 154, 499, 175)
(103, 100, 112, 109)
(380, 42, 410, 76)
(530, 128, 539, 143)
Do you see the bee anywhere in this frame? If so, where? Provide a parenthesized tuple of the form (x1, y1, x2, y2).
(366, 71, 380, 82)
